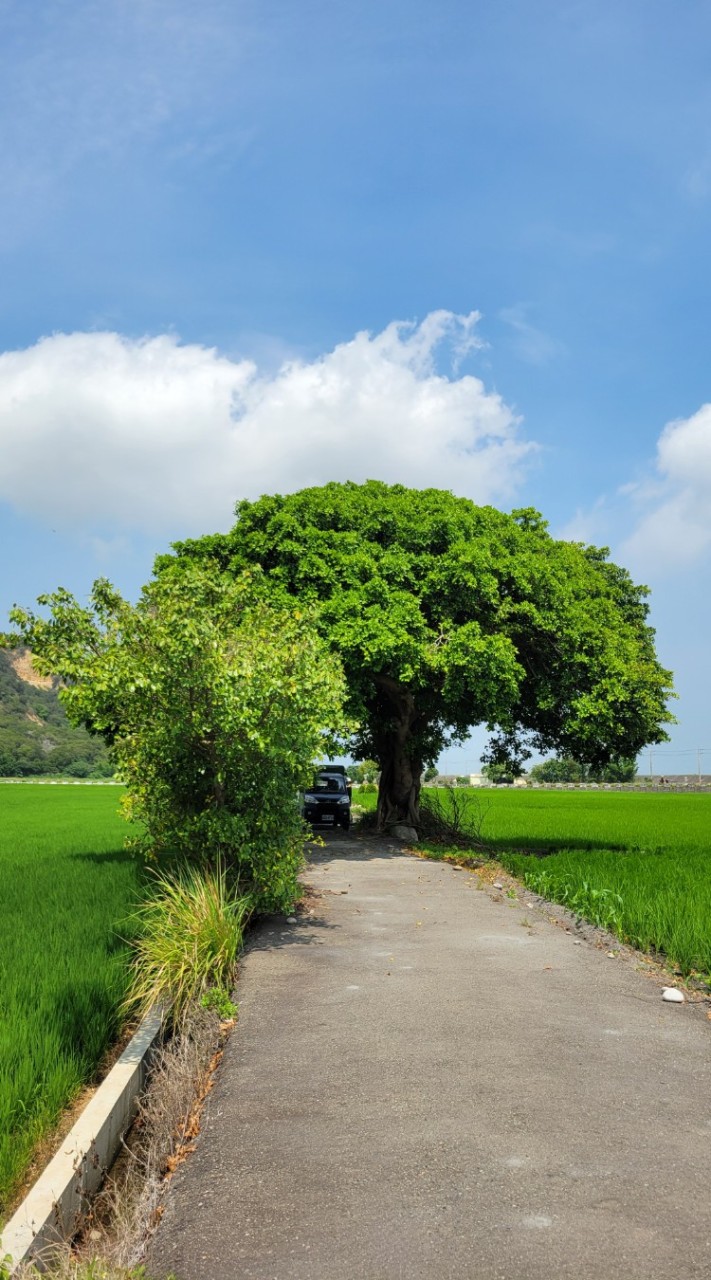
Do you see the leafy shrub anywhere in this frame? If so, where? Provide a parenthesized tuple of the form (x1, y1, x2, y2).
(12, 565, 347, 912)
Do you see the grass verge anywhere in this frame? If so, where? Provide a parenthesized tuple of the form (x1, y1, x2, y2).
(365, 786, 711, 983)
(499, 844, 711, 980)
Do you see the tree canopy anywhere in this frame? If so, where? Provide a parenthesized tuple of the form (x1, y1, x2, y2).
(161, 480, 675, 830)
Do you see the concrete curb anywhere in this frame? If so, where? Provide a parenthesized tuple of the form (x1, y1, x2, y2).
(1, 1007, 164, 1274)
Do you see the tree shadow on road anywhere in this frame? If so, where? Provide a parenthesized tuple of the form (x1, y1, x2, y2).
(306, 829, 415, 862)
(312, 826, 633, 863)
(243, 911, 337, 954)
(243, 832, 412, 955)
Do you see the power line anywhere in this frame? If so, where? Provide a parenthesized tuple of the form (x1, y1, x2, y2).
(645, 746, 708, 781)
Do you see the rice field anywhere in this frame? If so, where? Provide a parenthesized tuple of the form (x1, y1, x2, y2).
(0, 785, 139, 1219)
(359, 786, 711, 979)
(487, 791, 711, 979)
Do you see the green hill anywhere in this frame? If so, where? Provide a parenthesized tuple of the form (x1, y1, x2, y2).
(0, 648, 113, 777)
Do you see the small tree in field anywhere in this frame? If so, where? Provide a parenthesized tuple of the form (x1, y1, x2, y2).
(528, 757, 585, 783)
(11, 564, 346, 911)
(481, 762, 516, 784)
(348, 759, 379, 784)
(529, 755, 637, 784)
(160, 480, 674, 833)
(593, 757, 637, 783)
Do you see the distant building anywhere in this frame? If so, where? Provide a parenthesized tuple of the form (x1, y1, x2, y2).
(431, 771, 529, 788)
(470, 772, 526, 787)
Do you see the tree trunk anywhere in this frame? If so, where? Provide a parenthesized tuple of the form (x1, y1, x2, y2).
(373, 677, 422, 832)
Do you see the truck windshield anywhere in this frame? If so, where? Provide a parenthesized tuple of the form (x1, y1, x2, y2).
(313, 775, 346, 793)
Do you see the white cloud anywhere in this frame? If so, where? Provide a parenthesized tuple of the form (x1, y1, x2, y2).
(621, 404, 711, 570)
(558, 405, 711, 575)
(499, 305, 564, 366)
(0, 312, 534, 536)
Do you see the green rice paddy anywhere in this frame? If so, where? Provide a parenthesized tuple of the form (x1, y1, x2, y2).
(0, 784, 138, 1219)
(487, 790, 711, 980)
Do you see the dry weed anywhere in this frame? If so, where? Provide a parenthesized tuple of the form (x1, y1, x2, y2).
(11, 1003, 231, 1279)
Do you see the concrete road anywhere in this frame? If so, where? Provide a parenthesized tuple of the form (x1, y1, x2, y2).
(147, 833, 711, 1280)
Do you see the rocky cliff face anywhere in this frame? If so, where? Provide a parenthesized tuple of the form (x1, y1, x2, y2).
(0, 648, 113, 777)
(5, 647, 55, 690)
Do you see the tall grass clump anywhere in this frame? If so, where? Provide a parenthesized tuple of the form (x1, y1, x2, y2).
(125, 862, 251, 1023)
(419, 785, 490, 850)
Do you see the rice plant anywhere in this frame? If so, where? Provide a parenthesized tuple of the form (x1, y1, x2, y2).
(0, 785, 138, 1219)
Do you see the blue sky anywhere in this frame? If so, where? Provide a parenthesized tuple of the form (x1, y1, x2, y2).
(1, 0, 710, 773)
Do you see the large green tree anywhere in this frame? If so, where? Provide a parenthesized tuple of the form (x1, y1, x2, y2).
(162, 481, 674, 831)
